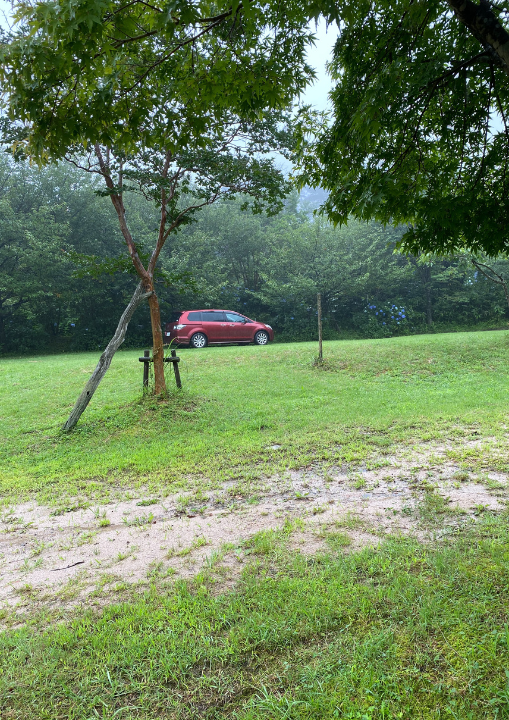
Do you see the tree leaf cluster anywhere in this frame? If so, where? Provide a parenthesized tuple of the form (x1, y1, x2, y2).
(0, 0, 315, 160)
(297, 0, 509, 256)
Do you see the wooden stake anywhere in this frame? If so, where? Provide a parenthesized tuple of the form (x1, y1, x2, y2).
(142, 349, 150, 388)
(317, 292, 323, 362)
(171, 349, 182, 389)
(139, 351, 182, 390)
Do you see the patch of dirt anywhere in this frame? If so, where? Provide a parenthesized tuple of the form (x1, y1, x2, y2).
(1, 441, 507, 617)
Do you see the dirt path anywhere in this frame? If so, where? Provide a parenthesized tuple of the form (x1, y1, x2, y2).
(1, 443, 507, 618)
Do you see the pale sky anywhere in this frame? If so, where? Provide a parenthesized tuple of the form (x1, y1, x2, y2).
(302, 21, 336, 112)
(0, 0, 11, 28)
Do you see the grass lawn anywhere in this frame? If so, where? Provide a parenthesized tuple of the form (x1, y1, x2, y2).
(2, 331, 509, 718)
(1, 330, 509, 504)
(1, 514, 509, 718)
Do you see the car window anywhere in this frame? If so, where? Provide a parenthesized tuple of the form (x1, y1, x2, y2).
(202, 311, 225, 322)
(187, 312, 201, 321)
(168, 311, 182, 323)
(225, 312, 245, 323)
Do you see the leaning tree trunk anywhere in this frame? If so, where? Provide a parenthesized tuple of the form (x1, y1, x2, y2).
(62, 283, 152, 431)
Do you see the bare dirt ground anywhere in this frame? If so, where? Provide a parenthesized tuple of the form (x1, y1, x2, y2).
(1, 440, 507, 619)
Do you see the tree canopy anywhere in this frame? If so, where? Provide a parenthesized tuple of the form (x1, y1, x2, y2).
(77, 105, 296, 392)
(0, 0, 314, 159)
(297, 0, 509, 256)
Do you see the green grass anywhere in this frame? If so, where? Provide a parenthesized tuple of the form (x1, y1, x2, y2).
(2, 330, 509, 503)
(2, 332, 509, 717)
(2, 512, 509, 718)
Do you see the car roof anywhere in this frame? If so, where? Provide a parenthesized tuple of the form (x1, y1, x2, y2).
(184, 309, 245, 314)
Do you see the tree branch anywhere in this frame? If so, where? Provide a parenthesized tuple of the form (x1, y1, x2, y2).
(472, 257, 509, 309)
(426, 50, 491, 90)
(446, 0, 509, 75)
(125, 15, 230, 91)
(94, 144, 149, 283)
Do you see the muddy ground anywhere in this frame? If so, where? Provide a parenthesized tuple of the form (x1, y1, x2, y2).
(1, 441, 507, 619)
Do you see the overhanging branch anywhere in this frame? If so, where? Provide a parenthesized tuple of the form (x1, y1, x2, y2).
(446, 0, 509, 75)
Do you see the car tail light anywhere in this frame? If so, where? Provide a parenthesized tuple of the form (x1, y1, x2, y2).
(174, 324, 186, 330)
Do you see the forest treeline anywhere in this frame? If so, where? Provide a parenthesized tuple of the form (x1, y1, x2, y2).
(1, 156, 508, 354)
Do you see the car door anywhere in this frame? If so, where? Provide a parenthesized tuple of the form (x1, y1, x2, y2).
(201, 311, 226, 342)
(224, 312, 252, 341)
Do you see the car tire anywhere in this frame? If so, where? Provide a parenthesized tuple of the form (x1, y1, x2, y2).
(254, 330, 269, 346)
(190, 332, 208, 348)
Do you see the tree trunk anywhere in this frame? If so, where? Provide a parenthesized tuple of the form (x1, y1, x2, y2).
(147, 288, 166, 395)
(317, 292, 323, 362)
(62, 283, 152, 431)
(425, 284, 433, 326)
(446, 0, 509, 76)
(94, 144, 167, 396)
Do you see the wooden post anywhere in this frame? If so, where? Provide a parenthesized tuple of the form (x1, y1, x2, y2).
(139, 351, 182, 390)
(142, 349, 150, 388)
(171, 349, 182, 389)
(317, 292, 323, 362)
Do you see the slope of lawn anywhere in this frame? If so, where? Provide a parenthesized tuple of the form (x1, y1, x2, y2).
(1, 330, 509, 503)
(2, 332, 509, 719)
(1, 513, 509, 719)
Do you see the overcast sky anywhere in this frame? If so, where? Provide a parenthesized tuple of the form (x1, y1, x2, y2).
(0, 0, 11, 27)
(302, 22, 336, 111)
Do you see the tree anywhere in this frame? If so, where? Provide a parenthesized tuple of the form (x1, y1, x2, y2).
(297, 0, 509, 256)
(3, 164, 507, 356)
(171, 202, 421, 338)
(63, 109, 294, 399)
(0, 158, 72, 352)
(0, 0, 313, 419)
(0, 0, 314, 158)
(0, 152, 186, 355)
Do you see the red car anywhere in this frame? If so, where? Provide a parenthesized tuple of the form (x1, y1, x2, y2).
(165, 309, 274, 348)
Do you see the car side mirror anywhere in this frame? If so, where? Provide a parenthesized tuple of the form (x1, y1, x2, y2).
(242, 319, 247, 324)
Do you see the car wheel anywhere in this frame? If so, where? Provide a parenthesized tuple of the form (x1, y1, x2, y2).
(190, 332, 207, 348)
(254, 330, 269, 346)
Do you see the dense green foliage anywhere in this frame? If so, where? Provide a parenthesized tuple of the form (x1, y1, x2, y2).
(2, 513, 509, 718)
(170, 198, 509, 341)
(4, 0, 509, 353)
(0, 0, 314, 159)
(1, 156, 509, 354)
(2, 332, 509, 502)
(298, 0, 509, 256)
(0, 157, 159, 353)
